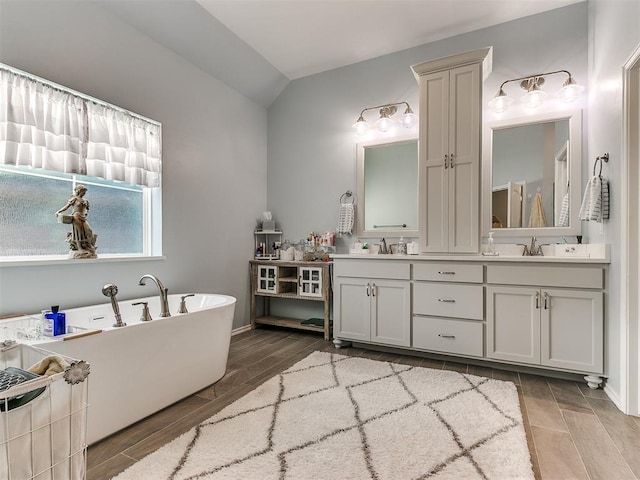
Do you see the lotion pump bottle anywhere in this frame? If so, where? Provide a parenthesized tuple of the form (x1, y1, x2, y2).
(486, 232, 496, 255)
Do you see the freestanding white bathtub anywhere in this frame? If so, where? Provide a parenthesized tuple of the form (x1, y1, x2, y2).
(30, 293, 236, 445)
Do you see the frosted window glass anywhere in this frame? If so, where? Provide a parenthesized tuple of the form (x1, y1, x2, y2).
(0, 167, 144, 256)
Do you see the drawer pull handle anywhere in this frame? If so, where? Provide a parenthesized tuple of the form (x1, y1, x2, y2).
(444, 153, 449, 169)
(438, 271, 456, 275)
(438, 334, 456, 339)
(438, 299, 456, 303)
(544, 292, 549, 310)
(535, 291, 540, 309)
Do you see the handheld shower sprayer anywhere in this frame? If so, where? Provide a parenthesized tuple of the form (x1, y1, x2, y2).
(102, 283, 126, 327)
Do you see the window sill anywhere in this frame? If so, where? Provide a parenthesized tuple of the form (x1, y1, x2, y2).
(0, 254, 165, 267)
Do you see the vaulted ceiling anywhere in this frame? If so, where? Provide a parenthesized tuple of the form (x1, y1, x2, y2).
(99, 0, 584, 107)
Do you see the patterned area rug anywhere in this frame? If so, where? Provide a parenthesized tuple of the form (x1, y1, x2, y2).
(114, 352, 534, 480)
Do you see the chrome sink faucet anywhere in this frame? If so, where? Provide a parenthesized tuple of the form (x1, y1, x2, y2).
(138, 274, 171, 317)
(518, 236, 547, 256)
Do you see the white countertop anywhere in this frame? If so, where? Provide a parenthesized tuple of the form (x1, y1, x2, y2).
(332, 244, 610, 264)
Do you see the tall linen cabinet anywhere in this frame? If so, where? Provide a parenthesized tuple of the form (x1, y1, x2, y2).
(411, 48, 492, 253)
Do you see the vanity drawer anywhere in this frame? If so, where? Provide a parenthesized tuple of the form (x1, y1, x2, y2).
(414, 283, 483, 320)
(334, 260, 410, 280)
(486, 265, 603, 289)
(413, 263, 483, 283)
(413, 316, 483, 357)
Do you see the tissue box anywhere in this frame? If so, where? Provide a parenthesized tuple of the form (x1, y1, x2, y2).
(262, 221, 275, 231)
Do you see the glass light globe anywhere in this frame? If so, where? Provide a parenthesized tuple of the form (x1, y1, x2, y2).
(376, 115, 393, 132)
(352, 116, 368, 135)
(488, 94, 513, 114)
(521, 89, 548, 109)
(401, 107, 417, 128)
(557, 82, 585, 103)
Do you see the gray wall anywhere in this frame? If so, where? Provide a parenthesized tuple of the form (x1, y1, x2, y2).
(587, 0, 640, 407)
(267, 3, 588, 248)
(0, 1, 267, 329)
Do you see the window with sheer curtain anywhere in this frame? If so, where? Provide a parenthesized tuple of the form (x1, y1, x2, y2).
(0, 65, 162, 259)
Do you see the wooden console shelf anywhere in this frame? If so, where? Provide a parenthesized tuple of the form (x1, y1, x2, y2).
(250, 260, 332, 340)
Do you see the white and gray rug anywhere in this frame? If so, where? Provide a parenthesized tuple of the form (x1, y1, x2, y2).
(114, 352, 534, 480)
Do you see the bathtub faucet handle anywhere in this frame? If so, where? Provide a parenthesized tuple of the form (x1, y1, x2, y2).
(132, 301, 152, 322)
(178, 294, 195, 314)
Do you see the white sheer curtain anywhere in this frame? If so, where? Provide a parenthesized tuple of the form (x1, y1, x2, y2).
(86, 103, 161, 188)
(0, 65, 161, 188)
(0, 69, 86, 174)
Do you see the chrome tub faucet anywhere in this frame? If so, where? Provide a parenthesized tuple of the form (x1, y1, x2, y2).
(138, 274, 171, 317)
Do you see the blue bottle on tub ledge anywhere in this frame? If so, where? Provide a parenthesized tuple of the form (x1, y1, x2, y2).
(44, 305, 66, 336)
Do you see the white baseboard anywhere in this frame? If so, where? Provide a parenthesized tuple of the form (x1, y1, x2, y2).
(232, 324, 252, 336)
(604, 384, 625, 413)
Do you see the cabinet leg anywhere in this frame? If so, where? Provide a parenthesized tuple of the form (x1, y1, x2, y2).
(584, 375, 603, 389)
(333, 338, 352, 349)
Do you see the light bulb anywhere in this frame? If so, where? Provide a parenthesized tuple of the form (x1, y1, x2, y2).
(352, 115, 368, 135)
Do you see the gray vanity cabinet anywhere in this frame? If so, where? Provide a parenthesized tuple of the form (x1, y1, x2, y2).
(333, 260, 411, 347)
(486, 265, 604, 374)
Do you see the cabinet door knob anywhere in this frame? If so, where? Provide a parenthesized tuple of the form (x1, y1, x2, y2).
(372, 283, 376, 296)
(444, 153, 449, 169)
(366, 283, 371, 297)
(438, 334, 456, 339)
(535, 291, 540, 309)
(438, 299, 456, 303)
(450, 153, 455, 168)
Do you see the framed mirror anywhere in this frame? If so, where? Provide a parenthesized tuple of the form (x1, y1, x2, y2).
(356, 135, 419, 238)
(482, 109, 582, 237)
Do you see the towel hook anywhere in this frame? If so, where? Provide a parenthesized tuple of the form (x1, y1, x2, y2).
(593, 153, 609, 176)
(340, 190, 356, 204)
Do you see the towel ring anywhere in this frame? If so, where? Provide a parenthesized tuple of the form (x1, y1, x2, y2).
(593, 153, 609, 176)
(340, 190, 356, 204)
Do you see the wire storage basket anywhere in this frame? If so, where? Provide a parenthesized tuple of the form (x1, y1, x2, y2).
(0, 342, 89, 480)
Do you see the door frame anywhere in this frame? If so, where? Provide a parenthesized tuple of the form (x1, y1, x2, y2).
(622, 44, 640, 416)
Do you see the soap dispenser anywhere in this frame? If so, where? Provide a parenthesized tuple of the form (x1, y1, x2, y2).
(485, 232, 498, 256)
(397, 236, 407, 255)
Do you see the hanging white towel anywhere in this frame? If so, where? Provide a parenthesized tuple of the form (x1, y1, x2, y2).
(558, 192, 570, 227)
(337, 203, 354, 235)
(528, 192, 547, 227)
(579, 175, 609, 222)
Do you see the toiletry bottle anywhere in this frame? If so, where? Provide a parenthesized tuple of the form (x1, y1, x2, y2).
(53, 306, 66, 336)
(487, 232, 496, 255)
(46, 306, 66, 336)
(398, 236, 407, 255)
(42, 309, 53, 336)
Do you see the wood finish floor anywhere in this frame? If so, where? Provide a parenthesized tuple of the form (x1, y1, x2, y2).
(87, 328, 640, 480)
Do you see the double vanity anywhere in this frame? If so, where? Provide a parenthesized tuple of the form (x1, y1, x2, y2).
(334, 47, 608, 388)
(332, 250, 608, 388)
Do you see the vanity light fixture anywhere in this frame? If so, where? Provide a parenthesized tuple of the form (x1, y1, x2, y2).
(352, 102, 417, 135)
(488, 70, 584, 113)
